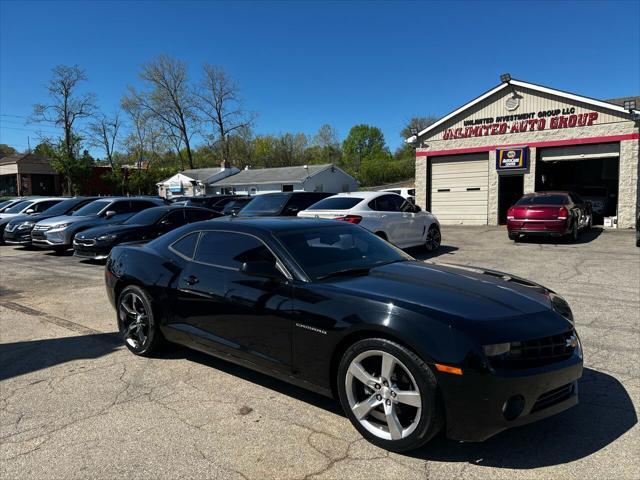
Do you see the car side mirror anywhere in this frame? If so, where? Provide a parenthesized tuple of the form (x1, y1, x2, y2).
(285, 206, 300, 215)
(25, 209, 35, 214)
(240, 261, 283, 280)
(104, 210, 116, 218)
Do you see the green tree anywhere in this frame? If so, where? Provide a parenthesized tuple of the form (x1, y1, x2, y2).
(0, 144, 17, 158)
(342, 125, 388, 173)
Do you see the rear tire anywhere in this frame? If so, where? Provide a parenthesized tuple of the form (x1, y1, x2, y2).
(424, 225, 441, 252)
(508, 232, 518, 241)
(117, 285, 164, 356)
(337, 338, 443, 452)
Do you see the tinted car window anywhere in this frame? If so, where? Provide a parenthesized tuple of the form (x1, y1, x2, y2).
(163, 209, 187, 227)
(516, 195, 568, 206)
(286, 194, 331, 213)
(170, 232, 199, 259)
(5, 200, 34, 213)
(277, 225, 409, 281)
(33, 200, 61, 212)
(370, 195, 404, 212)
(195, 231, 274, 268)
(239, 194, 290, 216)
(73, 199, 110, 216)
(408, 189, 416, 196)
(306, 197, 363, 210)
(569, 193, 584, 204)
(130, 200, 158, 212)
(108, 201, 132, 214)
(42, 198, 89, 215)
(186, 209, 216, 222)
(124, 207, 167, 225)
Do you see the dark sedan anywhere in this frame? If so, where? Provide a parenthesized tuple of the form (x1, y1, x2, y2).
(238, 192, 332, 217)
(106, 217, 582, 452)
(3, 197, 98, 245)
(74, 205, 220, 260)
(507, 191, 592, 242)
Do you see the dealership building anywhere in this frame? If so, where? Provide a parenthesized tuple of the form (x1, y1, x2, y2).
(408, 77, 639, 228)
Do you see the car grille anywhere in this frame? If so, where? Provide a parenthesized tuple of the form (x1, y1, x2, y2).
(531, 382, 575, 413)
(33, 225, 51, 231)
(74, 238, 96, 246)
(489, 329, 577, 370)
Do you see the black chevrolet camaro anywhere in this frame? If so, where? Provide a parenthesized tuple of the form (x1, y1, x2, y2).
(105, 217, 583, 452)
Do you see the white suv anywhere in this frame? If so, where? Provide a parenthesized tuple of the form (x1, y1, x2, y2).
(298, 191, 441, 251)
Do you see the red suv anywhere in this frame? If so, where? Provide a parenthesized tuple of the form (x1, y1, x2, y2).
(507, 192, 592, 242)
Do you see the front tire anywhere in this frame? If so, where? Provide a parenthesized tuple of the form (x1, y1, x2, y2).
(424, 225, 441, 252)
(117, 285, 163, 356)
(337, 338, 443, 452)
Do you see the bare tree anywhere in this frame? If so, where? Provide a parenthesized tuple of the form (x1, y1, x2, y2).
(133, 55, 197, 169)
(195, 64, 254, 164)
(88, 111, 121, 170)
(312, 124, 339, 148)
(32, 64, 96, 193)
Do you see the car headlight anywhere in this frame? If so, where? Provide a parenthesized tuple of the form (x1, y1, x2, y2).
(52, 223, 72, 230)
(97, 234, 118, 242)
(483, 343, 511, 357)
(17, 221, 35, 230)
(549, 292, 574, 324)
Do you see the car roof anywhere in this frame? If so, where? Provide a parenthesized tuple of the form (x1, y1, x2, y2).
(203, 216, 349, 233)
(327, 191, 394, 200)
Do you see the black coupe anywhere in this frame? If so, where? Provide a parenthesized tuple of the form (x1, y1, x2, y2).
(74, 205, 219, 260)
(105, 217, 583, 452)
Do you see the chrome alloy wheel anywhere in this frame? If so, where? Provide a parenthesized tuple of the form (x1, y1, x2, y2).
(118, 292, 150, 349)
(425, 226, 441, 251)
(345, 350, 422, 441)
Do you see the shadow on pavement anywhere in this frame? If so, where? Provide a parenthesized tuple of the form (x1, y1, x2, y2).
(0, 332, 121, 381)
(411, 367, 636, 469)
(409, 245, 459, 261)
(516, 227, 603, 245)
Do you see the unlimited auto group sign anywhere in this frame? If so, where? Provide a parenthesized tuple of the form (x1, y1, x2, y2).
(442, 108, 600, 140)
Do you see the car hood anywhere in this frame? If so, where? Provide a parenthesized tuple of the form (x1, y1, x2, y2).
(6, 212, 53, 225)
(0, 213, 22, 221)
(36, 214, 96, 228)
(77, 224, 145, 239)
(328, 261, 557, 322)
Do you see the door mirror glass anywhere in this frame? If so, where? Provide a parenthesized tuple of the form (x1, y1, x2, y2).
(25, 208, 35, 214)
(104, 210, 116, 218)
(240, 260, 282, 279)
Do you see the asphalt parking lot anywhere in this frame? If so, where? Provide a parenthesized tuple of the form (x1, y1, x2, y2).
(1, 226, 638, 479)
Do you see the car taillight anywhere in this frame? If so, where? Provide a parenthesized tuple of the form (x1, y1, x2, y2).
(335, 215, 362, 224)
(558, 207, 568, 220)
(507, 207, 515, 220)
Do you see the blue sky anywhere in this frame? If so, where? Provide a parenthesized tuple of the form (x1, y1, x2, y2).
(1, 0, 639, 156)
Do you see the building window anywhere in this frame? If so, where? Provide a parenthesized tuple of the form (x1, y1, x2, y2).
(282, 184, 294, 192)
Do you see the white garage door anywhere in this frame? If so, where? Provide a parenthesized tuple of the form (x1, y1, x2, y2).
(431, 153, 489, 225)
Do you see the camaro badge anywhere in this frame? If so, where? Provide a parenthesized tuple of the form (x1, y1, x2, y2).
(295, 323, 327, 335)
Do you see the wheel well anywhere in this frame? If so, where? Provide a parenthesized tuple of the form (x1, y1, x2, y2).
(328, 330, 418, 399)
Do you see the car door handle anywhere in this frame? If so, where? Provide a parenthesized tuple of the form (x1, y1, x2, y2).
(184, 275, 199, 285)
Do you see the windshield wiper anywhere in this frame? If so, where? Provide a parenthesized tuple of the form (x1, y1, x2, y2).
(316, 267, 373, 281)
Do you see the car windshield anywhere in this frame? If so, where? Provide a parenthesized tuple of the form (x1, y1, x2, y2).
(41, 198, 79, 215)
(0, 200, 13, 209)
(276, 225, 411, 281)
(73, 199, 111, 216)
(5, 200, 34, 213)
(124, 208, 167, 225)
(239, 194, 289, 216)
(306, 197, 363, 210)
(516, 195, 568, 206)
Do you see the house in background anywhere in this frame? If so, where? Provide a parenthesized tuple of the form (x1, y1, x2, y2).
(211, 164, 358, 195)
(0, 153, 62, 196)
(157, 161, 240, 198)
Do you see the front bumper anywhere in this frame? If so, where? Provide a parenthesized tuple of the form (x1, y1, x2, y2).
(3, 229, 33, 244)
(437, 351, 583, 442)
(31, 229, 71, 249)
(507, 219, 570, 236)
(73, 241, 111, 260)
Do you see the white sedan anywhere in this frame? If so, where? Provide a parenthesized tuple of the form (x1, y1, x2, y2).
(297, 191, 441, 251)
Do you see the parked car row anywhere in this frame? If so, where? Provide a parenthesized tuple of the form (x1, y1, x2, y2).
(0, 191, 442, 262)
